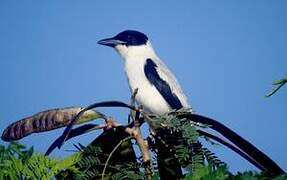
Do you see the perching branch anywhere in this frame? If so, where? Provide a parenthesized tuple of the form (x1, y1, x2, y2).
(125, 110, 153, 180)
(128, 88, 139, 123)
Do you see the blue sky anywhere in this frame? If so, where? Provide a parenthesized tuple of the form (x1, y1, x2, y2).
(0, 1, 286, 173)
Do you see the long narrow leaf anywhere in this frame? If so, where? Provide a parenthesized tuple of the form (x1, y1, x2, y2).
(176, 112, 285, 176)
(197, 129, 264, 171)
(58, 101, 136, 149)
(266, 75, 287, 97)
(45, 124, 104, 155)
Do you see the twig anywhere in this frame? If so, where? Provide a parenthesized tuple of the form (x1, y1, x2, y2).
(125, 110, 153, 180)
(101, 136, 132, 180)
(99, 115, 152, 179)
(128, 88, 139, 123)
(266, 75, 287, 97)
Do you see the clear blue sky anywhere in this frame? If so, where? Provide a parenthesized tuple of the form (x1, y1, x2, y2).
(0, 1, 286, 173)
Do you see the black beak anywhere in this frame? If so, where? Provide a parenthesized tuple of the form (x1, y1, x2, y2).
(97, 37, 125, 47)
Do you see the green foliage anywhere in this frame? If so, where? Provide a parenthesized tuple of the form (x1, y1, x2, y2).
(185, 166, 287, 180)
(185, 165, 230, 180)
(150, 113, 226, 174)
(110, 164, 144, 180)
(68, 127, 141, 180)
(74, 142, 143, 180)
(202, 148, 226, 170)
(0, 142, 81, 180)
(70, 113, 286, 179)
(1, 113, 286, 179)
(230, 171, 287, 180)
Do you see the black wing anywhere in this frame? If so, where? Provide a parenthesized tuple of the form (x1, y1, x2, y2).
(144, 58, 183, 110)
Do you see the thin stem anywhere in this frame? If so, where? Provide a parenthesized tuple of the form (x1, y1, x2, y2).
(266, 82, 286, 97)
(128, 88, 139, 123)
(266, 75, 287, 97)
(101, 136, 132, 180)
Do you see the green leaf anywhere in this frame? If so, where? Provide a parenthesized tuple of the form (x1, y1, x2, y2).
(266, 74, 287, 97)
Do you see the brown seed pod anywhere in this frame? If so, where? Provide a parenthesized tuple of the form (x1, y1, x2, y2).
(1, 107, 103, 141)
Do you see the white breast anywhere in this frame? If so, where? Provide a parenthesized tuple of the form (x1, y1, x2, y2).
(125, 58, 171, 114)
(115, 41, 190, 114)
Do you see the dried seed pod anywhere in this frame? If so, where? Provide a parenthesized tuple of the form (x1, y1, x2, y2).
(1, 107, 103, 141)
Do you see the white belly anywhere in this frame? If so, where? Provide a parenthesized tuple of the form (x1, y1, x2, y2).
(134, 81, 171, 114)
(125, 61, 171, 114)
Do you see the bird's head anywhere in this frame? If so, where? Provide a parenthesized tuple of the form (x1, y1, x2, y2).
(98, 30, 155, 60)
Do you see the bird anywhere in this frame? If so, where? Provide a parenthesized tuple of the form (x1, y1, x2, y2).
(98, 30, 191, 115)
